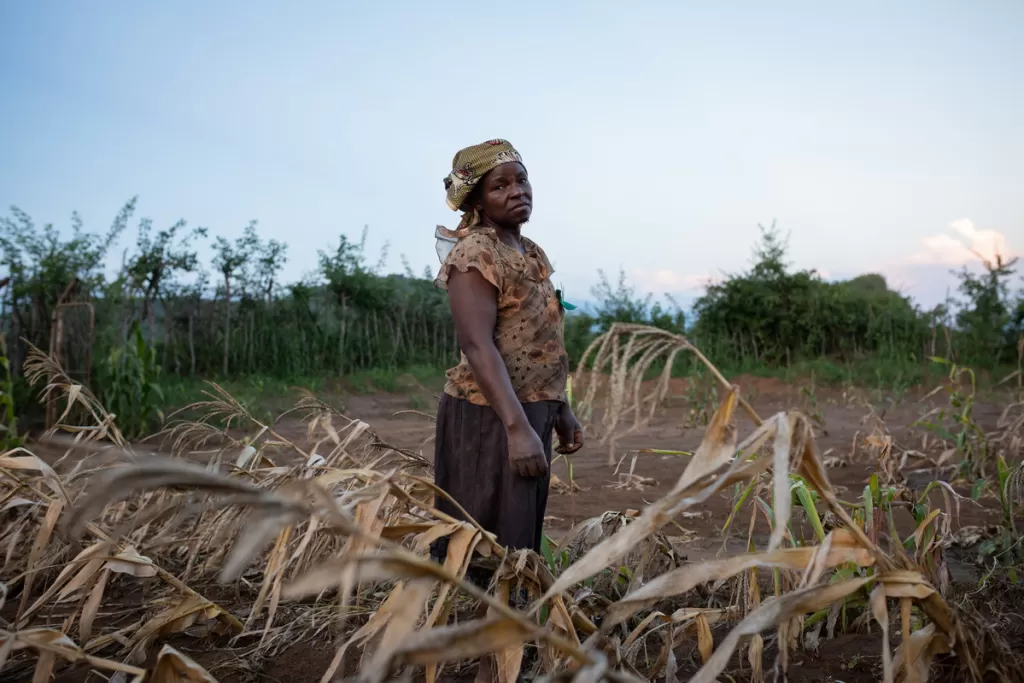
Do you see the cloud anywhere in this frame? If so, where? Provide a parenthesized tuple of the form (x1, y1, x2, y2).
(907, 218, 1018, 267)
(877, 219, 1020, 308)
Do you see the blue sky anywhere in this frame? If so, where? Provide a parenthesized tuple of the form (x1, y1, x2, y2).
(2, 1, 1022, 309)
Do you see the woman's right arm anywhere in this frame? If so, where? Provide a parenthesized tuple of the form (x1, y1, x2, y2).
(447, 267, 548, 478)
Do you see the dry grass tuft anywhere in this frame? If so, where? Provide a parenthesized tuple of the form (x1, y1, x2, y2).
(572, 323, 761, 465)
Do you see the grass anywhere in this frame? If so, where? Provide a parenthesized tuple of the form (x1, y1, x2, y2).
(161, 364, 446, 419)
(345, 364, 445, 395)
(654, 351, 1018, 395)
(154, 352, 1008, 422)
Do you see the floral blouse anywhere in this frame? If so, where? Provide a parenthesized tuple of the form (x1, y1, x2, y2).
(435, 228, 568, 405)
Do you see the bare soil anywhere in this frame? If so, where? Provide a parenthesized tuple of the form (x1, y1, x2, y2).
(311, 377, 1008, 539)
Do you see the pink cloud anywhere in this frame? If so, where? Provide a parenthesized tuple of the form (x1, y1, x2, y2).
(906, 218, 1018, 267)
(878, 219, 1020, 307)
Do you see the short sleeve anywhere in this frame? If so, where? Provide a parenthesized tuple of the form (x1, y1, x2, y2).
(532, 243, 555, 279)
(434, 233, 504, 292)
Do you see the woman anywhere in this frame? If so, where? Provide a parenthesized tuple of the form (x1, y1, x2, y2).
(431, 139, 584, 606)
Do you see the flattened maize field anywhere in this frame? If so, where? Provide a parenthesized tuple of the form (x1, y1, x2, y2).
(2, 324, 1024, 682)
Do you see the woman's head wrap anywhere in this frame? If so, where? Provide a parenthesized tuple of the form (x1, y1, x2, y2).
(435, 139, 525, 261)
(444, 139, 524, 212)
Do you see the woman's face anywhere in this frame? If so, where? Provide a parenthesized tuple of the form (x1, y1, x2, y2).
(476, 162, 532, 227)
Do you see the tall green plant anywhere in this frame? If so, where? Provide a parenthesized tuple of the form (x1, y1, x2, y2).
(916, 358, 992, 477)
(968, 457, 1024, 574)
(99, 322, 164, 438)
(954, 254, 1020, 364)
(0, 331, 19, 449)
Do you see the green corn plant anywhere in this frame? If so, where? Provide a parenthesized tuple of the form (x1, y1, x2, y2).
(98, 321, 165, 438)
(552, 373, 581, 496)
(915, 357, 992, 478)
(0, 331, 19, 450)
(904, 481, 957, 584)
(860, 472, 902, 545)
(799, 372, 827, 435)
(539, 533, 569, 575)
(540, 533, 557, 573)
(790, 473, 827, 543)
(683, 365, 718, 429)
(968, 457, 1024, 573)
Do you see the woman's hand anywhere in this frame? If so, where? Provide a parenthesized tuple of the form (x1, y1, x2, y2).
(507, 423, 548, 478)
(555, 404, 585, 455)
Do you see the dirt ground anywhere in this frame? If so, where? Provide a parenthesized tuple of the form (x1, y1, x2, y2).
(314, 376, 1008, 540)
(24, 375, 1020, 682)
(245, 376, 1010, 682)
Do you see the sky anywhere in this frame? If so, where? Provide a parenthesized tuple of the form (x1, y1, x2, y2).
(1, 1, 1022, 311)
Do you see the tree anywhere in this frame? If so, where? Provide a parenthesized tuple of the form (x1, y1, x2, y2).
(319, 228, 391, 372)
(212, 221, 260, 375)
(252, 238, 288, 303)
(125, 215, 207, 338)
(748, 220, 790, 281)
(845, 273, 889, 295)
(953, 253, 1019, 364)
(0, 200, 131, 373)
(590, 268, 684, 334)
(692, 222, 928, 364)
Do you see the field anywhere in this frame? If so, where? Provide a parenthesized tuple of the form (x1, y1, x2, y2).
(2, 325, 1024, 683)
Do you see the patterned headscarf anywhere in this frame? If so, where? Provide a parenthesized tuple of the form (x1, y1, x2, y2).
(444, 139, 524, 211)
(435, 139, 525, 263)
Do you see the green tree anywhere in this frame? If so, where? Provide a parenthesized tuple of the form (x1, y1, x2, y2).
(692, 222, 928, 365)
(954, 254, 1019, 364)
(212, 221, 260, 375)
(0, 201, 131, 372)
(319, 228, 391, 372)
(590, 268, 684, 334)
(125, 214, 207, 338)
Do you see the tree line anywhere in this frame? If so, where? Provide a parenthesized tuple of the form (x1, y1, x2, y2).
(1, 201, 1021, 419)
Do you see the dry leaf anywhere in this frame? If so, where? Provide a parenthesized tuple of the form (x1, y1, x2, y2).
(148, 644, 218, 682)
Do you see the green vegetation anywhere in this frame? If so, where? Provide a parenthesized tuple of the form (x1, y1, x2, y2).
(0, 331, 19, 448)
(1, 202, 1021, 429)
(96, 321, 164, 438)
(566, 222, 1022, 384)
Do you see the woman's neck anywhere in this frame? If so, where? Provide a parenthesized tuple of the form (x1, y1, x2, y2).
(478, 217, 523, 250)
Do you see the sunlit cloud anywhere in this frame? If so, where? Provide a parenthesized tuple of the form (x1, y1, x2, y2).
(878, 218, 1020, 308)
(906, 218, 1017, 266)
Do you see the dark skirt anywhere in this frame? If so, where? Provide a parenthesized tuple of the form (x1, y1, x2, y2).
(430, 393, 560, 582)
